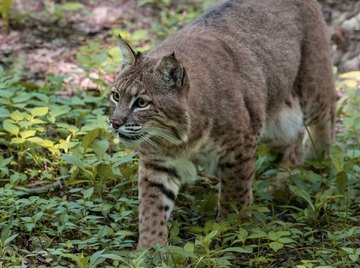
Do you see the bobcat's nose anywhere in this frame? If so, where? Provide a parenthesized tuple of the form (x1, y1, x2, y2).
(110, 119, 122, 129)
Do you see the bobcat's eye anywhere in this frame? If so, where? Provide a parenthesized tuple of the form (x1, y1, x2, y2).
(135, 98, 149, 108)
(112, 91, 120, 102)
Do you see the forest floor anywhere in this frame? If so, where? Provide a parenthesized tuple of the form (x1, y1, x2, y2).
(0, 0, 213, 93)
(0, 0, 359, 87)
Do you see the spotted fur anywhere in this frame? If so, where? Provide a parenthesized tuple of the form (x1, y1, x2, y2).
(109, 0, 336, 249)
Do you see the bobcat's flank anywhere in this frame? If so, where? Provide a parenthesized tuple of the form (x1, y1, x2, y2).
(109, 0, 336, 248)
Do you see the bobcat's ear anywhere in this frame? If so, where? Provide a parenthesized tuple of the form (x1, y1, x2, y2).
(154, 52, 185, 89)
(118, 35, 141, 70)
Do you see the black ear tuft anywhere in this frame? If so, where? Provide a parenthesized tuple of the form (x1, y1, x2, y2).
(154, 52, 185, 89)
(118, 34, 141, 70)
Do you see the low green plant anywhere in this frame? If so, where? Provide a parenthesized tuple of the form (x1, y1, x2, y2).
(0, 66, 139, 267)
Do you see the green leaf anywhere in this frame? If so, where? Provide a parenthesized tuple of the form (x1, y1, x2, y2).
(57, 123, 79, 134)
(96, 164, 114, 179)
(12, 94, 32, 103)
(184, 242, 194, 253)
(0, 157, 12, 168)
(0, 107, 10, 118)
(49, 107, 71, 123)
(10, 110, 25, 121)
(99, 254, 126, 262)
(50, 107, 71, 117)
(93, 140, 109, 160)
(132, 29, 147, 41)
(62, 2, 85, 11)
(41, 139, 54, 148)
(278, 237, 295, 244)
(3, 120, 19, 135)
(31, 107, 49, 117)
(330, 144, 344, 172)
(349, 254, 359, 262)
(4, 233, 18, 246)
(346, 149, 360, 159)
(236, 228, 248, 243)
(107, 47, 121, 63)
(289, 185, 315, 211)
(0, 224, 11, 242)
(268, 231, 279, 241)
(253, 206, 271, 213)
(248, 229, 268, 239)
(342, 247, 354, 254)
(82, 128, 99, 154)
(11, 137, 25, 144)
(220, 247, 253, 254)
(20, 130, 36, 139)
(169, 222, 180, 241)
(88, 249, 105, 268)
(63, 253, 90, 268)
(83, 187, 94, 200)
(10, 172, 26, 184)
(336, 171, 348, 194)
(92, 52, 108, 65)
(19, 121, 32, 128)
(168, 246, 194, 258)
(62, 154, 85, 169)
(31, 118, 46, 124)
(269, 241, 284, 252)
(33, 212, 43, 222)
(208, 230, 219, 239)
(276, 231, 291, 237)
(113, 152, 137, 167)
(27, 137, 44, 144)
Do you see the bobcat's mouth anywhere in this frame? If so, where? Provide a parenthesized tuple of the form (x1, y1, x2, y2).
(118, 131, 147, 141)
(110, 123, 146, 142)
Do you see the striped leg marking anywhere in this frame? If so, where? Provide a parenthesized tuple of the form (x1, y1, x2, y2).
(137, 161, 181, 248)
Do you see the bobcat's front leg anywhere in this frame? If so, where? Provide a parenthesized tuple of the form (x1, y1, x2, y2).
(217, 135, 257, 218)
(137, 160, 181, 249)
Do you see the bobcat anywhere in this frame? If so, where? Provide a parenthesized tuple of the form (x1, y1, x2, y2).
(109, 0, 336, 248)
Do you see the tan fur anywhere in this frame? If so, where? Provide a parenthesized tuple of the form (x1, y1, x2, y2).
(109, 0, 336, 248)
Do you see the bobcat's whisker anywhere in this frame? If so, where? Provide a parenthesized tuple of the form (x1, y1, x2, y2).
(146, 127, 184, 144)
(139, 135, 164, 153)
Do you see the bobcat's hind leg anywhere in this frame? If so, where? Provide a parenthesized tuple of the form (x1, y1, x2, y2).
(295, 1, 337, 161)
(216, 133, 257, 218)
(303, 106, 336, 161)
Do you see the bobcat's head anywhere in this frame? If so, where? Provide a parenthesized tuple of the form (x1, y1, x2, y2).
(109, 37, 189, 149)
